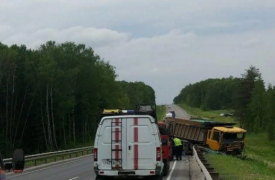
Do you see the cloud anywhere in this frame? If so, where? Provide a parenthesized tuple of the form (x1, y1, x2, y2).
(1, 26, 130, 48)
(95, 28, 275, 104)
(242, 38, 262, 47)
(1, 0, 275, 104)
(1, 0, 275, 34)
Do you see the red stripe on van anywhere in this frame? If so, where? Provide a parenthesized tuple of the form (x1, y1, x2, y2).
(133, 118, 139, 170)
(115, 118, 119, 167)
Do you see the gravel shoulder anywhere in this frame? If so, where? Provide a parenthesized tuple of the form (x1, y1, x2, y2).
(189, 154, 205, 180)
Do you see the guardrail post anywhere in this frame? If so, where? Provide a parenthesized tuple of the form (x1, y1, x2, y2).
(34, 159, 37, 166)
(54, 156, 56, 162)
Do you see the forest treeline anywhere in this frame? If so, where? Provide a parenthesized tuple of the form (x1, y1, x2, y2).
(173, 77, 240, 110)
(0, 41, 155, 156)
(174, 66, 275, 140)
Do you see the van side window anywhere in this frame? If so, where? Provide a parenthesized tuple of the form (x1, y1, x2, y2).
(102, 127, 112, 144)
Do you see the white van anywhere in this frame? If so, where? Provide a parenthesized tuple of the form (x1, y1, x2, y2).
(165, 112, 172, 118)
(93, 114, 164, 180)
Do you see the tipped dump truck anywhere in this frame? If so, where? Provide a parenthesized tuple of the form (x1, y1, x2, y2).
(165, 117, 247, 155)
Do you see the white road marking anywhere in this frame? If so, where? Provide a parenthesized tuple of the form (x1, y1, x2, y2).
(166, 160, 177, 180)
(69, 177, 79, 180)
(7, 155, 92, 178)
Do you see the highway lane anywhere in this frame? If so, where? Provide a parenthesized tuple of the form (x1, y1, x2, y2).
(168, 156, 190, 180)
(7, 155, 96, 180)
(7, 155, 190, 180)
(166, 104, 191, 119)
(166, 104, 205, 180)
(6, 105, 192, 180)
(165, 104, 191, 180)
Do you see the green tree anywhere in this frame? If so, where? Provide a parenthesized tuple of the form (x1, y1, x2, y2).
(233, 65, 261, 129)
(0, 41, 156, 156)
(264, 85, 275, 140)
(247, 77, 265, 133)
(174, 77, 240, 111)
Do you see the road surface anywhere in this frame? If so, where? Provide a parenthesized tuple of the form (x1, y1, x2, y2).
(165, 104, 204, 180)
(6, 104, 193, 180)
(165, 104, 191, 119)
(6, 155, 190, 180)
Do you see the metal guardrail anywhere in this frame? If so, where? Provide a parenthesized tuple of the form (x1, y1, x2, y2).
(193, 145, 213, 180)
(3, 146, 94, 166)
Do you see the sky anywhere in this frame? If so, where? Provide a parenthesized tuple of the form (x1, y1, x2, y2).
(1, 0, 275, 104)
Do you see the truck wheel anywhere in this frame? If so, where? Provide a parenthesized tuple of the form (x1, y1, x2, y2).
(163, 162, 170, 176)
(154, 175, 163, 180)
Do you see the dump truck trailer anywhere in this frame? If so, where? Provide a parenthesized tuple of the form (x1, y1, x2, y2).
(165, 117, 247, 155)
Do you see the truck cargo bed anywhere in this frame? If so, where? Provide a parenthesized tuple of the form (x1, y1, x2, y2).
(166, 117, 236, 145)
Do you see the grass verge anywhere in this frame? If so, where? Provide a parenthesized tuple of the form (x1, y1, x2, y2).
(178, 103, 275, 180)
(157, 105, 166, 121)
(206, 153, 275, 180)
(178, 104, 235, 123)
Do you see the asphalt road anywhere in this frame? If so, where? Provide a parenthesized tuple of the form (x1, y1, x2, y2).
(168, 156, 190, 180)
(7, 155, 96, 180)
(6, 104, 192, 180)
(6, 155, 190, 180)
(165, 104, 191, 119)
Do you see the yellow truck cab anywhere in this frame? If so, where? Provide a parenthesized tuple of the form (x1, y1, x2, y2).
(206, 126, 246, 154)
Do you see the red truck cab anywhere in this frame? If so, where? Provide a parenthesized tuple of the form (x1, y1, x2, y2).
(157, 122, 172, 176)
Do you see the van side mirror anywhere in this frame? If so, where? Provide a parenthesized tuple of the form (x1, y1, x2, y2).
(12, 149, 25, 173)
